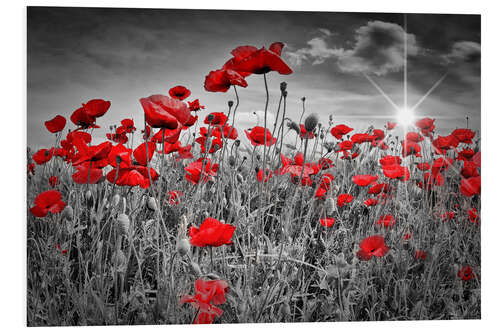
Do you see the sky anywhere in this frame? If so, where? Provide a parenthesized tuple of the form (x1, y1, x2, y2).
(27, 7, 481, 150)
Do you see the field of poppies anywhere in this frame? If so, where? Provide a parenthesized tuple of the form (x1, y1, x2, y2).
(27, 42, 481, 326)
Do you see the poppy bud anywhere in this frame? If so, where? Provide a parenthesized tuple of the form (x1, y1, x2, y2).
(236, 173, 244, 183)
(304, 113, 319, 132)
(301, 96, 306, 102)
(235, 139, 240, 147)
(228, 100, 234, 108)
(147, 196, 157, 211)
(112, 194, 121, 207)
(329, 114, 333, 122)
(256, 154, 261, 161)
(116, 213, 130, 236)
(320, 133, 324, 140)
(326, 197, 336, 215)
(85, 190, 92, 202)
(228, 155, 236, 167)
(280, 81, 287, 92)
(190, 260, 202, 276)
(62, 205, 73, 221)
(282, 91, 288, 98)
(176, 238, 190, 256)
(280, 302, 291, 317)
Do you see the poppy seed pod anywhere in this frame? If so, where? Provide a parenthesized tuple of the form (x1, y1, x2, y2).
(280, 81, 287, 93)
(206, 114, 215, 122)
(301, 96, 306, 102)
(282, 90, 288, 98)
(176, 238, 190, 256)
(228, 100, 234, 108)
(146, 196, 157, 211)
(304, 113, 319, 132)
(62, 205, 73, 221)
(116, 213, 130, 236)
(235, 139, 240, 147)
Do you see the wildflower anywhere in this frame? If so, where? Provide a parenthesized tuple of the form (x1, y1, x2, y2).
(204, 68, 248, 93)
(48, 176, 59, 188)
(337, 193, 354, 207)
(169, 85, 191, 100)
(30, 190, 67, 218)
(415, 117, 435, 136)
(32, 148, 54, 165)
(180, 279, 229, 324)
(140, 94, 190, 129)
(189, 218, 236, 247)
(299, 124, 315, 139)
(352, 174, 378, 187)
(460, 176, 481, 197)
(356, 235, 389, 261)
(457, 266, 474, 281)
(185, 158, 219, 184)
(168, 190, 183, 206)
(204, 112, 227, 126)
(415, 250, 427, 260)
(245, 126, 277, 146)
(452, 128, 475, 144)
(386, 121, 397, 130)
(376, 214, 395, 228)
(330, 124, 353, 139)
(320, 217, 335, 228)
(44, 115, 66, 133)
(468, 207, 479, 224)
(364, 198, 379, 206)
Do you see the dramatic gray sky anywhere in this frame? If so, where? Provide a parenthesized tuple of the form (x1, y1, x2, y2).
(27, 7, 480, 149)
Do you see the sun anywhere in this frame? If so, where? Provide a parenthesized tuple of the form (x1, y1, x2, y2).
(396, 107, 415, 128)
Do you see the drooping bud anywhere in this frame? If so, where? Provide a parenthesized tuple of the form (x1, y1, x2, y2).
(146, 196, 157, 211)
(287, 121, 300, 134)
(176, 238, 191, 256)
(112, 194, 121, 207)
(304, 113, 319, 132)
(62, 205, 73, 221)
(116, 213, 130, 236)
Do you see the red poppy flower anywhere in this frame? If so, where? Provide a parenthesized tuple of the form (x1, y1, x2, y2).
(417, 162, 430, 171)
(140, 94, 190, 129)
(151, 126, 182, 144)
(120, 118, 136, 133)
(364, 198, 379, 207)
(188, 99, 205, 112)
(70, 106, 97, 128)
(376, 214, 395, 228)
(452, 128, 475, 144)
(337, 140, 353, 151)
(330, 124, 353, 139)
(162, 141, 182, 155)
(204, 68, 248, 93)
(386, 121, 397, 130)
(224, 42, 293, 76)
(406, 132, 424, 143)
(472, 151, 481, 167)
(133, 142, 156, 166)
(461, 161, 479, 178)
(196, 135, 223, 154)
(48, 176, 59, 188)
(432, 135, 459, 154)
(352, 174, 378, 187)
(337, 193, 354, 207)
(299, 124, 315, 139)
(351, 133, 374, 144)
(457, 266, 474, 281)
(32, 148, 54, 165)
(457, 148, 475, 161)
(180, 279, 229, 324)
(415, 117, 435, 136)
(320, 217, 335, 228)
(28, 162, 35, 175)
(318, 158, 334, 170)
(183, 114, 199, 129)
(106, 132, 128, 144)
(167, 190, 183, 205)
(256, 168, 273, 183)
(169, 85, 191, 100)
(45, 115, 66, 133)
(245, 126, 277, 146)
(204, 112, 228, 126)
(176, 145, 194, 160)
(213, 123, 238, 140)
(185, 158, 219, 184)
(382, 164, 410, 181)
(468, 207, 479, 224)
(30, 190, 67, 217)
(415, 250, 427, 260)
(368, 183, 390, 195)
(460, 176, 481, 197)
(83, 99, 111, 118)
(72, 141, 112, 167)
(401, 140, 422, 157)
(356, 235, 389, 261)
(441, 211, 455, 221)
(189, 218, 236, 247)
(403, 233, 412, 240)
(72, 162, 103, 184)
(107, 143, 132, 168)
(106, 165, 158, 188)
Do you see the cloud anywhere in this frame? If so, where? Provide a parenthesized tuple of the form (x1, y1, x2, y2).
(443, 41, 480, 84)
(337, 20, 419, 75)
(285, 29, 343, 67)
